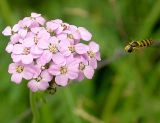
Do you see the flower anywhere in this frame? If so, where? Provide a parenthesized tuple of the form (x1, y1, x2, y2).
(85, 41, 101, 69)
(48, 56, 79, 86)
(37, 36, 65, 65)
(78, 27, 92, 41)
(59, 39, 88, 56)
(59, 39, 75, 56)
(2, 26, 12, 36)
(28, 71, 52, 92)
(22, 28, 50, 55)
(31, 12, 46, 26)
(2, 24, 19, 36)
(76, 56, 94, 81)
(57, 25, 81, 44)
(18, 17, 33, 38)
(5, 43, 14, 53)
(2, 25, 20, 44)
(2, 12, 101, 92)
(11, 44, 34, 64)
(8, 62, 35, 84)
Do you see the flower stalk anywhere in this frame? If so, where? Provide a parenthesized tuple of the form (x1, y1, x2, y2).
(30, 91, 39, 123)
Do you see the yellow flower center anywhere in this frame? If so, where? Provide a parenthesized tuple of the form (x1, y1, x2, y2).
(34, 36, 38, 44)
(16, 65, 24, 73)
(11, 31, 16, 35)
(60, 66, 67, 74)
(68, 45, 75, 53)
(61, 23, 68, 30)
(87, 51, 95, 58)
(50, 31, 56, 36)
(47, 29, 56, 36)
(23, 48, 30, 55)
(36, 76, 42, 82)
(24, 26, 29, 30)
(41, 63, 50, 70)
(67, 34, 74, 39)
(79, 62, 85, 70)
(48, 44, 58, 54)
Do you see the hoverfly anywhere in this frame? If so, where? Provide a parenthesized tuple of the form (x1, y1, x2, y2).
(125, 39, 154, 53)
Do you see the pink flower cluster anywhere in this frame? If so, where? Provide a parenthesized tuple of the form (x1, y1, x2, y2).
(2, 13, 101, 92)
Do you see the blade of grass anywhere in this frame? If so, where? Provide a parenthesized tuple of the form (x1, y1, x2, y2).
(101, 71, 125, 123)
(63, 87, 82, 123)
(136, 0, 160, 38)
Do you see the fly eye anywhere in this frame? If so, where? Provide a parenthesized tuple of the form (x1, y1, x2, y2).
(131, 42, 139, 47)
(128, 47, 133, 53)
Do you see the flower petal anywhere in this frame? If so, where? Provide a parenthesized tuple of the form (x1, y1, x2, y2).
(6, 43, 14, 53)
(38, 82, 49, 91)
(12, 44, 24, 54)
(37, 39, 49, 49)
(78, 27, 92, 41)
(31, 27, 42, 33)
(83, 66, 94, 79)
(11, 54, 21, 63)
(55, 75, 68, 86)
(28, 80, 38, 92)
(73, 31, 80, 40)
(21, 54, 33, 64)
(22, 37, 34, 47)
(12, 24, 20, 32)
(89, 41, 99, 52)
(38, 50, 52, 65)
(96, 52, 101, 61)
(31, 46, 43, 55)
(53, 19, 63, 24)
(18, 29, 27, 38)
(41, 71, 52, 82)
(2, 26, 12, 36)
(23, 68, 33, 80)
(57, 34, 67, 40)
(36, 17, 46, 25)
(31, 65, 41, 78)
(67, 71, 78, 80)
(75, 43, 88, 54)
(89, 59, 97, 69)
(59, 39, 70, 48)
(76, 72, 85, 81)
(11, 73, 22, 84)
(46, 21, 59, 31)
(10, 34, 19, 44)
(67, 56, 79, 71)
(8, 63, 16, 74)
(52, 53, 66, 65)
(59, 49, 71, 56)
(48, 64, 60, 75)
(31, 13, 41, 18)
(49, 36, 59, 44)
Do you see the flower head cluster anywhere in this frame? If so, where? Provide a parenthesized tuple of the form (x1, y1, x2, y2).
(2, 13, 101, 92)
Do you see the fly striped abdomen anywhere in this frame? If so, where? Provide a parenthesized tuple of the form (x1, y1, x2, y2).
(125, 39, 154, 53)
(139, 39, 153, 47)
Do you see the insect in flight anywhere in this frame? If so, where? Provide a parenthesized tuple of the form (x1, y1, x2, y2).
(124, 39, 154, 53)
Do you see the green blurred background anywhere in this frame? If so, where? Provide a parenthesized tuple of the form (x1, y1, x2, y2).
(0, 0, 160, 123)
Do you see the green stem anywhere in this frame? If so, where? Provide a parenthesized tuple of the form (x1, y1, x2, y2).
(30, 91, 39, 123)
